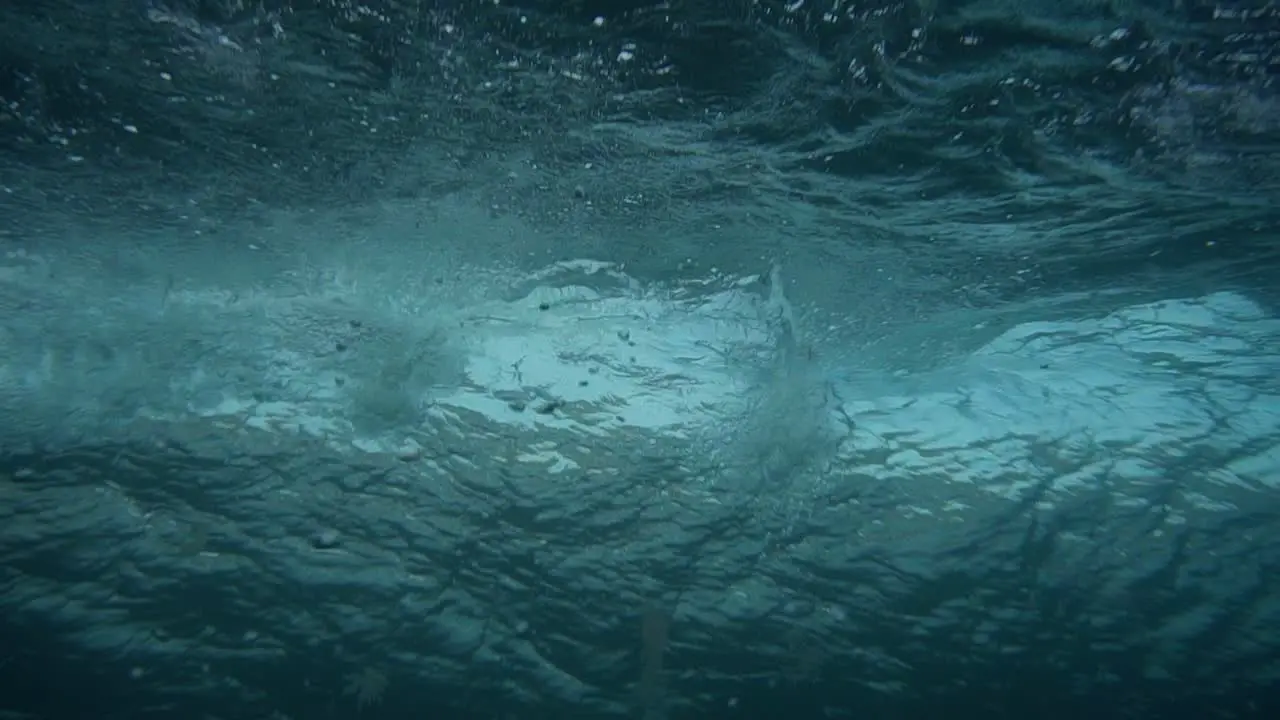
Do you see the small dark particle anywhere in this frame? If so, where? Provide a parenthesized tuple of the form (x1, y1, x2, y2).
(335, 341, 347, 352)
(538, 302, 550, 311)
(534, 399, 562, 415)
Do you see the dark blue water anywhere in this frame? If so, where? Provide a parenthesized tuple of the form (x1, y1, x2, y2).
(2, 1, 1277, 719)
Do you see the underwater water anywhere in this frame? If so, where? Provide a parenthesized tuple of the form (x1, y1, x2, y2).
(1, 1, 1277, 719)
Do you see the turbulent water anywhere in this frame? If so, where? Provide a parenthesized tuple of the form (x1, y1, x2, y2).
(1, 1, 1278, 719)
